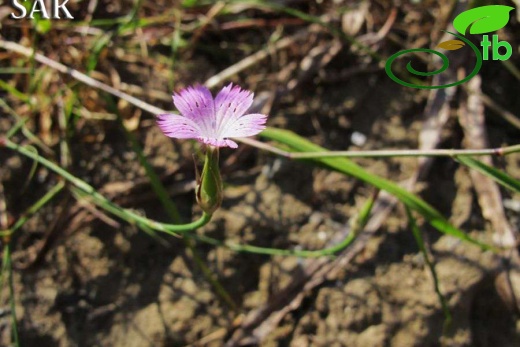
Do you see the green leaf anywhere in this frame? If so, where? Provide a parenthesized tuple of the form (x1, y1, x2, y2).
(456, 156, 520, 193)
(453, 5, 514, 35)
(260, 127, 495, 251)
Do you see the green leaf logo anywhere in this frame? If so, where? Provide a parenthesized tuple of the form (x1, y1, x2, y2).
(453, 5, 514, 35)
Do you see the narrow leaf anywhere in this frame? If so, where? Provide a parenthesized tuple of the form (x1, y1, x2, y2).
(260, 127, 494, 251)
(456, 156, 520, 193)
(406, 207, 452, 329)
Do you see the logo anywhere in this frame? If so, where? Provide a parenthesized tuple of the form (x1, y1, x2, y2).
(385, 5, 514, 89)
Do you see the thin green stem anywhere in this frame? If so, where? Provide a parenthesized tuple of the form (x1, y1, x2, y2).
(183, 237, 237, 310)
(3, 244, 20, 347)
(1, 137, 376, 258)
(108, 107, 235, 309)
(0, 180, 65, 236)
(2, 138, 211, 234)
(5, 117, 27, 140)
(69, 187, 171, 248)
(108, 99, 181, 222)
(70, 187, 211, 236)
(406, 207, 452, 333)
(237, 137, 520, 159)
(0, 99, 52, 155)
(207, 192, 376, 258)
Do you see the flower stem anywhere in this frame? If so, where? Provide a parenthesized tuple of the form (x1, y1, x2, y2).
(0, 180, 65, 237)
(1, 243, 20, 347)
(238, 137, 520, 159)
(1, 137, 374, 258)
(2, 138, 211, 234)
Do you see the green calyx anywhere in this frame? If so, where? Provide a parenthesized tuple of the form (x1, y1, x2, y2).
(196, 146, 223, 215)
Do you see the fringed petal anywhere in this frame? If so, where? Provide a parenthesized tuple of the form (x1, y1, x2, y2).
(157, 114, 202, 139)
(214, 83, 255, 137)
(173, 85, 215, 137)
(220, 113, 267, 138)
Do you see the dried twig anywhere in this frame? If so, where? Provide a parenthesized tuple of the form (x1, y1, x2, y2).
(458, 75, 517, 248)
(0, 40, 165, 116)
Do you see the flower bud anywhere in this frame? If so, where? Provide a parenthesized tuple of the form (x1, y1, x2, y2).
(196, 146, 223, 215)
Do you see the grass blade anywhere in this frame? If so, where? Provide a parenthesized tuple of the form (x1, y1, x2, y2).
(3, 181, 65, 236)
(1, 244, 20, 347)
(456, 156, 520, 193)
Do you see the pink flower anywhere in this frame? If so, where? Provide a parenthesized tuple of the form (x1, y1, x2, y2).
(157, 84, 267, 148)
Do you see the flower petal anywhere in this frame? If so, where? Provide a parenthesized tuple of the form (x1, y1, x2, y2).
(220, 113, 267, 138)
(224, 139, 239, 148)
(214, 83, 255, 137)
(157, 114, 202, 139)
(173, 85, 215, 137)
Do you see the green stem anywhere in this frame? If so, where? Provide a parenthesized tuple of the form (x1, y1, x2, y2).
(406, 207, 452, 332)
(0, 180, 65, 236)
(0, 99, 52, 154)
(110, 110, 235, 309)
(226, 191, 379, 258)
(3, 244, 20, 347)
(1, 137, 373, 258)
(2, 138, 211, 234)
(184, 237, 237, 310)
(112, 102, 181, 222)
(238, 137, 520, 159)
